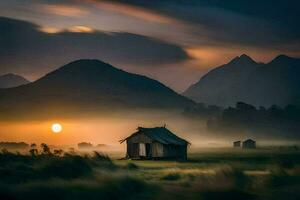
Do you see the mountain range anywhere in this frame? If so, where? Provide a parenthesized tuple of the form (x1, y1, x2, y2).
(184, 54, 300, 107)
(0, 73, 29, 88)
(1, 54, 299, 119)
(0, 59, 194, 118)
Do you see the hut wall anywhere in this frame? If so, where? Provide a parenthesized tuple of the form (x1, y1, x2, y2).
(242, 141, 256, 149)
(139, 143, 146, 156)
(126, 141, 139, 158)
(125, 132, 188, 159)
(151, 142, 164, 157)
(126, 133, 153, 158)
(233, 141, 241, 147)
(163, 144, 187, 159)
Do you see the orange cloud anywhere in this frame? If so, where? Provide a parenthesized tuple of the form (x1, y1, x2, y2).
(39, 26, 94, 34)
(39, 27, 62, 34)
(184, 46, 296, 71)
(68, 25, 94, 33)
(184, 47, 231, 69)
(42, 4, 89, 17)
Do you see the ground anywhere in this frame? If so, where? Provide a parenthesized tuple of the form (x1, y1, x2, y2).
(1, 147, 300, 200)
(113, 148, 300, 200)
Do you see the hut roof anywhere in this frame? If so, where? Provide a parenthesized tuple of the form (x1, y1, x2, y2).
(120, 127, 189, 145)
(243, 139, 255, 143)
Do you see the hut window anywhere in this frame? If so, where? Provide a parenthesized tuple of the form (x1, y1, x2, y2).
(139, 143, 146, 156)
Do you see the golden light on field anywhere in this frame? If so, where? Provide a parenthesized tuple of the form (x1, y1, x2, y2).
(51, 123, 62, 133)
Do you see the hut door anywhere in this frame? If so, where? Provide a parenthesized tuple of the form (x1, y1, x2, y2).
(146, 143, 151, 157)
(139, 143, 146, 156)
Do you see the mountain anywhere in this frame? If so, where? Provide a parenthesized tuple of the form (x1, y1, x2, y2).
(0, 59, 194, 118)
(183, 54, 262, 106)
(242, 55, 300, 106)
(184, 54, 300, 107)
(0, 73, 29, 88)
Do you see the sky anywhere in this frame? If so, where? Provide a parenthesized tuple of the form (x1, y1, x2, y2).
(0, 0, 300, 92)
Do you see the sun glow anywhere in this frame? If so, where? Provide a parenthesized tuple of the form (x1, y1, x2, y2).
(51, 123, 62, 133)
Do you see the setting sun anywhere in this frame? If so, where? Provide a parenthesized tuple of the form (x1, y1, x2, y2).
(51, 123, 62, 133)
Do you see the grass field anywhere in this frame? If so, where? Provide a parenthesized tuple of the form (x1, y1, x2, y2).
(1, 148, 300, 200)
(113, 148, 300, 199)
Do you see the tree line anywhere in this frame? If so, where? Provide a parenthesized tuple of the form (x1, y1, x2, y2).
(207, 102, 300, 137)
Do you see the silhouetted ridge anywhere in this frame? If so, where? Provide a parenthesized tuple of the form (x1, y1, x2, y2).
(58, 59, 117, 71)
(0, 59, 194, 117)
(269, 54, 297, 65)
(229, 54, 257, 65)
(0, 73, 29, 88)
(184, 54, 300, 107)
(183, 54, 261, 106)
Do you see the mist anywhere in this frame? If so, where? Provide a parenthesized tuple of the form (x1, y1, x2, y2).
(1, 108, 298, 153)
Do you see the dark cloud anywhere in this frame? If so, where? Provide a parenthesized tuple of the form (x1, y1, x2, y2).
(112, 0, 300, 48)
(0, 17, 189, 79)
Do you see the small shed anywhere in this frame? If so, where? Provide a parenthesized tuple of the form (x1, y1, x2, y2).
(242, 139, 256, 149)
(120, 126, 189, 160)
(233, 141, 241, 148)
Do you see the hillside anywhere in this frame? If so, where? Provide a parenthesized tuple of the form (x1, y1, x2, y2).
(0, 59, 194, 118)
(184, 54, 300, 107)
(0, 73, 29, 88)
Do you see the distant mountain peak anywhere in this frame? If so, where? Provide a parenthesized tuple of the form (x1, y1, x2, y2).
(0, 73, 29, 88)
(240, 54, 252, 59)
(0, 59, 194, 116)
(275, 54, 291, 59)
(2, 73, 19, 77)
(184, 54, 300, 107)
(229, 54, 256, 65)
(38, 59, 123, 83)
(271, 54, 295, 63)
(60, 59, 112, 70)
(67, 59, 107, 65)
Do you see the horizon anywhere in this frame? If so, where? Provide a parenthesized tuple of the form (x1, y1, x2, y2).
(1, 53, 299, 92)
(1, 47, 300, 146)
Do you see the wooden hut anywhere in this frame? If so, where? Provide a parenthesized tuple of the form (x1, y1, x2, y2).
(242, 139, 256, 149)
(233, 141, 241, 148)
(120, 126, 189, 160)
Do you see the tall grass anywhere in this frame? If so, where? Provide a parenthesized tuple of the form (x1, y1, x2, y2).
(0, 177, 156, 200)
(0, 150, 116, 183)
(0, 150, 157, 200)
(1, 148, 300, 200)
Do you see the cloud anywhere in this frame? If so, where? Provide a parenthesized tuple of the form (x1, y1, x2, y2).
(0, 17, 189, 81)
(41, 4, 89, 17)
(1, 1, 299, 91)
(91, 0, 178, 24)
(68, 25, 94, 33)
(110, 0, 300, 49)
(39, 27, 62, 34)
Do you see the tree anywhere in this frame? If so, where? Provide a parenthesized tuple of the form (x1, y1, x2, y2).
(236, 102, 256, 111)
(68, 147, 76, 155)
(78, 142, 93, 149)
(1, 148, 9, 154)
(40, 143, 51, 155)
(29, 149, 38, 156)
(53, 149, 64, 156)
(29, 143, 38, 156)
(30, 143, 37, 148)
